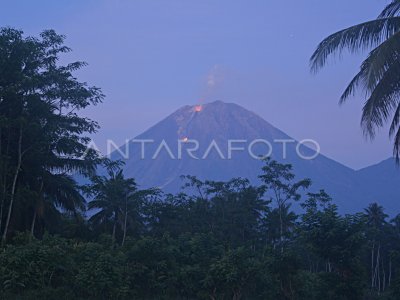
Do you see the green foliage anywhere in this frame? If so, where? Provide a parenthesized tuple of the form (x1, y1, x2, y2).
(72, 242, 130, 298)
(0, 26, 400, 300)
(0, 27, 104, 243)
(0, 153, 399, 299)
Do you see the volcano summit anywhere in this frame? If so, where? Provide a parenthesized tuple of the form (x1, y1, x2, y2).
(110, 101, 400, 213)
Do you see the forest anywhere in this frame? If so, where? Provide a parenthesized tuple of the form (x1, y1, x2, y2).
(0, 27, 400, 300)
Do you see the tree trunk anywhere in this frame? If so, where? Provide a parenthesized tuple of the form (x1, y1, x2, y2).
(30, 181, 43, 240)
(112, 221, 116, 245)
(209, 287, 217, 300)
(279, 204, 284, 254)
(0, 197, 3, 236)
(232, 288, 241, 300)
(374, 244, 381, 292)
(0, 126, 3, 234)
(0, 182, 5, 236)
(382, 257, 386, 292)
(371, 242, 375, 289)
(389, 258, 392, 287)
(121, 194, 128, 246)
(30, 209, 37, 239)
(111, 210, 118, 247)
(2, 126, 23, 245)
(0, 128, 11, 237)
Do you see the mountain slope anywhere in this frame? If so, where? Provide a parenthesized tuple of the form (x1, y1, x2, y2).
(356, 158, 400, 213)
(111, 101, 399, 213)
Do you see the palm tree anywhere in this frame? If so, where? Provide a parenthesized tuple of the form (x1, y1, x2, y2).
(310, 0, 400, 159)
(365, 203, 388, 229)
(30, 172, 85, 238)
(391, 213, 400, 238)
(86, 169, 137, 246)
(364, 203, 388, 291)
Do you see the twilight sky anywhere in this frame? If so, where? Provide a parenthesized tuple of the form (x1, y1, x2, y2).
(0, 0, 394, 169)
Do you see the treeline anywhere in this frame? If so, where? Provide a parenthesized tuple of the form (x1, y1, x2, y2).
(1, 167, 400, 300)
(1, 28, 400, 299)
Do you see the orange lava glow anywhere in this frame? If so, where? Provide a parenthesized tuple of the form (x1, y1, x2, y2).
(194, 105, 202, 112)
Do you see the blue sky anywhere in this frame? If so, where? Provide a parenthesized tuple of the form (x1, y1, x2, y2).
(0, 0, 393, 169)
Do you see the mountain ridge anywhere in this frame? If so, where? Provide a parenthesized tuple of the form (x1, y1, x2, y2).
(110, 101, 400, 213)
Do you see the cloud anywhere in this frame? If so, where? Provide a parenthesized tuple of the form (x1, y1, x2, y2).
(206, 65, 224, 90)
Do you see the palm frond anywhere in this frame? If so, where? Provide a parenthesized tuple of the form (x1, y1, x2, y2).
(340, 71, 364, 104)
(361, 60, 400, 137)
(310, 17, 400, 72)
(89, 209, 111, 225)
(340, 31, 400, 103)
(393, 126, 400, 161)
(41, 172, 85, 212)
(88, 199, 112, 210)
(390, 103, 400, 136)
(379, 0, 400, 18)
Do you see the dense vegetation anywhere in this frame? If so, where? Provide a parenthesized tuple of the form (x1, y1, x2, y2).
(1, 27, 400, 300)
(1, 169, 400, 300)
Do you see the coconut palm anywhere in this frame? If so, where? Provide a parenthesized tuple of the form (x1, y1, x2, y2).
(86, 169, 137, 245)
(364, 203, 388, 290)
(365, 202, 388, 229)
(310, 0, 400, 159)
(30, 172, 85, 238)
(391, 213, 400, 237)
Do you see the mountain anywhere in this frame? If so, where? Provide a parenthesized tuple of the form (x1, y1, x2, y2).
(356, 158, 400, 213)
(111, 101, 400, 213)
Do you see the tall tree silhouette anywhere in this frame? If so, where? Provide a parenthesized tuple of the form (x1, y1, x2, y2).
(259, 158, 310, 252)
(0, 28, 103, 243)
(86, 165, 137, 246)
(365, 203, 388, 291)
